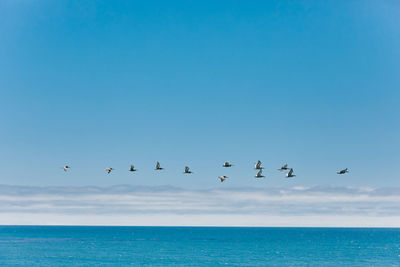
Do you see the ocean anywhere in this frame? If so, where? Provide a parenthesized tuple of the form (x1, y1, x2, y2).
(0, 226, 399, 266)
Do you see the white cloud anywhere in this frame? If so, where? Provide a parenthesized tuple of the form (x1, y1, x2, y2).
(1, 184, 400, 227)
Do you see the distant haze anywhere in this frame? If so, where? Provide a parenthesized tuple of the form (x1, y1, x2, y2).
(1, 184, 399, 227)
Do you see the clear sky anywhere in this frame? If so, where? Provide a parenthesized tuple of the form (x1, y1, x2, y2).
(1, 0, 399, 189)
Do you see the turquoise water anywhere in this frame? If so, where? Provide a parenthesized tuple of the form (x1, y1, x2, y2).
(0, 226, 399, 266)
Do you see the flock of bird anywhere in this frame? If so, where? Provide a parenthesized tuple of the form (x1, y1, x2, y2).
(62, 162, 349, 182)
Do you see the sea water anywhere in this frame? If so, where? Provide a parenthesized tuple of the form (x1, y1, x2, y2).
(0, 226, 399, 266)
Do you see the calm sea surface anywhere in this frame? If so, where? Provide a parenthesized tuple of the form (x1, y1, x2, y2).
(0, 226, 399, 266)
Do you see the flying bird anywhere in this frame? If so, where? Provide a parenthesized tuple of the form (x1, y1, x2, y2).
(219, 175, 228, 182)
(286, 168, 296, 178)
(62, 166, 70, 172)
(129, 165, 137, 172)
(184, 166, 192, 174)
(155, 162, 164, 170)
(278, 164, 289, 171)
(337, 168, 349, 175)
(254, 160, 264, 170)
(105, 167, 113, 174)
(255, 169, 265, 178)
(223, 162, 233, 167)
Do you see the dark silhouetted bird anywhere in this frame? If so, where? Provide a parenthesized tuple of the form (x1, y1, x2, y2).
(223, 162, 233, 167)
(337, 168, 349, 174)
(129, 165, 137, 172)
(155, 162, 164, 170)
(254, 160, 264, 170)
(219, 175, 228, 182)
(278, 164, 289, 171)
(184, 166, 192, 174)
(255, 169, 265, 178)
(63, 166, 70, 172)
(286, 168, 296, 178)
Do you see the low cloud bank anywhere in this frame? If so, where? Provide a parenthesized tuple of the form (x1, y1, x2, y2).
(1, 185, 399, 227)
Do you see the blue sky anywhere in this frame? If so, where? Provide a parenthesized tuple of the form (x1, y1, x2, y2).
(0, 0, 399, 189)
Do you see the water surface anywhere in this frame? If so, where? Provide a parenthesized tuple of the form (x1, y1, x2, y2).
(0, 226, 399, 266)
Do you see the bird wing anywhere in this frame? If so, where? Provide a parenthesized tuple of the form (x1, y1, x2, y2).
(288, 168, 293, 175)
(156, 162, 160, 168)
(257, 169, 262, 176)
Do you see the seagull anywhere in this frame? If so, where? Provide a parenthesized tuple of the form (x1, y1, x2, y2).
(337, 168, 349, 175)
(155, 161, 164, 170)
(105, 167, 113, 174)
(129, 165, 137, 172)
(255, 169, 265, 178)
(254, 160, 264, 170)
(184, 166, 192, 174)
(62, 166, 70, 172)
(223, 162, 233, 167)
(286, 168, 296, 178)
(278, 164, 289, 171)
(219, 175, 228, 182)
